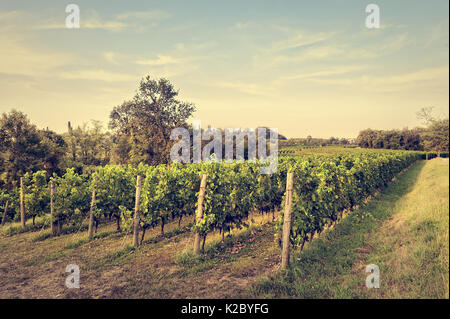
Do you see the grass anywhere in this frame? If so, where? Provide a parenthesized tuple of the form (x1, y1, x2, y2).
(0, 214, 51, 236)
(248, 159, 449, 298)
(64, 230, 114, 249)
(91, 245, 136, 269)
(357, 158, 449, 298)
(31, 223, 89, 242)
(175, 223, 269, 276)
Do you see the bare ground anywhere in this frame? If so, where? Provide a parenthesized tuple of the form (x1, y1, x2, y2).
(0, 212, 280, 298)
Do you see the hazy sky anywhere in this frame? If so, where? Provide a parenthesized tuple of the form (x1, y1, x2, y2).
(0, 0, 448, 138)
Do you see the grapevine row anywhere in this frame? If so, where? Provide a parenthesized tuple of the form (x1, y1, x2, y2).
(1, 151, 424, 256)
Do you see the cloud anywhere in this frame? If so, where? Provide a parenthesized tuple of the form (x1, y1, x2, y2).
(0, 31, 72, 77)
(269, 31, 335, 53)
(34, 9, 170, 31)
(136, 55, 184, 66)
(308, 66, 449, 93)
(58, 69, 136, 82)
(425, 22, 449, 48)
(214, 81, 276, 97)
(34, 11, 127, 31)
(0, 10, 23, 21)
(83, 18, 127, 31)
(103, 52, 119, 64)
(115, 10, 170, 21)
(273, 45, 344, 64)
(279, 65, 373, 81)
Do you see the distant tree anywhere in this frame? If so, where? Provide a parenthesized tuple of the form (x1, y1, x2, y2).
(416, 107, 436, 125)
(327, 137, 338, 145)
(111, 135, 132, 164)
(39, 129, 67, 176)
(356, 128, 422, 151)
(416, 107, 449, 154)
(420, 119, 449, 153)
(401, 128, 422, 150)
(356, 129, 378, 148)
(0, 110, 44, 189)
(62, 120, 111, 172)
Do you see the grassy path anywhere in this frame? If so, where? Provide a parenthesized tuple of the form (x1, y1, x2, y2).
(248, 159, 449, 298)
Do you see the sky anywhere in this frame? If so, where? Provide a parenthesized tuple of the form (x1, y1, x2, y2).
(0, 0, 448, 138)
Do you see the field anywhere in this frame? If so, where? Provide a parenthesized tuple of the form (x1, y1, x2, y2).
(0, 149, 448, 299)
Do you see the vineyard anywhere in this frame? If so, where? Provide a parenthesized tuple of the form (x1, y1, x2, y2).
(1, 150, 426, 264)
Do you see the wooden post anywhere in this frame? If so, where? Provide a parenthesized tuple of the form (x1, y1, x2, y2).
(426, 153, 428, 160)
(1, 200, 9, 226)
(50, 180, 56, 236)
(194, 174, 207, 255)
(281, 172, 294, 270)
(132, 175, 142, 248)
(20, 177, 25, 229)
(88, 176, 97, 240)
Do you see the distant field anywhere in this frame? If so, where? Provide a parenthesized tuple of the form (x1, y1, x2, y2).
(279, 144, 405, 156)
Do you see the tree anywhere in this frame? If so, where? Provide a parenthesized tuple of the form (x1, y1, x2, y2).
(23, 170, 49, 226)
(416, 107, 449, 153)
(416, 107, 436, 125)
(40, 129, 67, 177)
(356, 129, 378, 148)
(62, 120, 111, 172)
(420, 119, 449, 153)
(0, 110, 44, 189)
(109, 76, 196, 165)
(356, 128, 423, 151)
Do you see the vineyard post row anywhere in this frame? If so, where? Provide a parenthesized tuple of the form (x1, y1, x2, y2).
(50, 180, 55, 235)
(20, 177, 25, 228)
(280, 172, 294, 270)
(132, 175, 142, 248)
(194, 174, 207, 255)
(5, 151, 430, 255)
(1, 200, 8, 226)
(87, 176, 97, 240)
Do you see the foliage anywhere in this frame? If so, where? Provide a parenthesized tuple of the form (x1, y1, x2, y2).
(63, 120, 112, 173)
(275, 151, 422, 250)
(356, 128, 422, 150)
(51, 168, 90, 231)
(93, 165, 136, 230)
(109, 76, 196, 165)
(23, 170, 49, 225)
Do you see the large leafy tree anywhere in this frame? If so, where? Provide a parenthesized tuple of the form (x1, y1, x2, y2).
(0, 110, 45, 189)
(109, 76, 196, 165)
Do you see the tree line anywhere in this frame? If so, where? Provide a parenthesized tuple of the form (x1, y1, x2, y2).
(355, 108, 449, 153)
(0, 76, 198, 190)
(0, 75, 286, 190)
